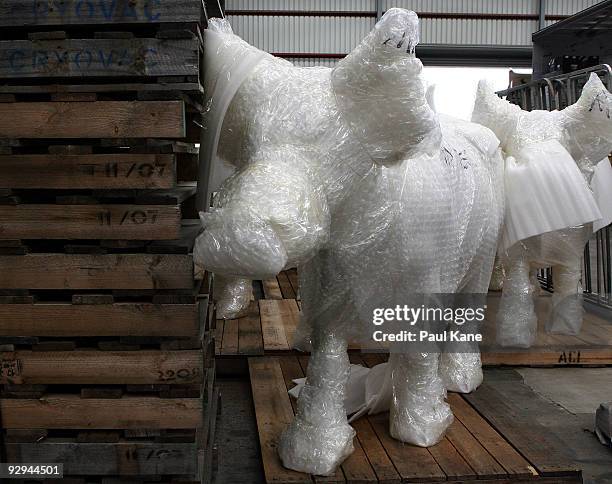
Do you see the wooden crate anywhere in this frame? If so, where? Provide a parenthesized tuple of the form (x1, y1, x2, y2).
(0, 294, 216, 481)
(248, 356, 582, 484)
(0, 0, 205, 29)
(0, 5, 213, 479)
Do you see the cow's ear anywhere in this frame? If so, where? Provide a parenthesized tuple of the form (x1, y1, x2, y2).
(471, 79, 521, 145)
(573, 73, 612, 117)
(561, 73, 612, 165)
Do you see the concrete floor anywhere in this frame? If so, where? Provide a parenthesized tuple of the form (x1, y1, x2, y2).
(513, 367, 612, 483)
(212, 369, 612, 484)
(213, 379, 265, 484)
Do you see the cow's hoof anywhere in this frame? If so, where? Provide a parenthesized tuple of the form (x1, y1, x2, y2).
(389, 397, 453, 447)
(547, 294, 583, 335)
(440, 352, 483, 393)
(496, 307, 537, 348)
(278, 417, 355, 476)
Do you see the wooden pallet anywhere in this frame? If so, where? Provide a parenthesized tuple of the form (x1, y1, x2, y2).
(0, 153, 177, 189)
(0, 252, 195, 289)
(0, 6, 213, 479)
(248, 356, 582, 483)
(0, 100, 186, 139)
(215, 272, 612, 370)
(0, 291, 216, 481)
(0, 184, 198, 240)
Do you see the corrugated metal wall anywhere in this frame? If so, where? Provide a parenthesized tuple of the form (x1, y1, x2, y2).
(224, 0, 602, 65)
(226, 0, 374, 10)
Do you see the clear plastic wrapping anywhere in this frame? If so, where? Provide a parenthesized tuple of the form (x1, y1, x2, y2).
(472, 75, 612, 346)
(495, 251, 538, 347)
(389, 353, 453, 446)
(548, 263, 584, 335)
(214, 275, 252, 320)
(279, 332, 355, 476)
(196, 9, 505, 474)
(195, 207, 287, 280)
(489, 255, 505, 291)
(439, 352, 483, 394)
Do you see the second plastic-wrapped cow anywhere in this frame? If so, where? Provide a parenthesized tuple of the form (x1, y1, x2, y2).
(473, 75, 612, 347)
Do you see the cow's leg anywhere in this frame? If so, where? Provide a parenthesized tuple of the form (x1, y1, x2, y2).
(496, 250, 537, 347)
(278, 328, 354, 476)
(547, 263, 584, 335)
(440, 263, 489, 393)
(389, 352, 453, 446)
(439, 298, 484, 393)
(214, 275, 252, 320)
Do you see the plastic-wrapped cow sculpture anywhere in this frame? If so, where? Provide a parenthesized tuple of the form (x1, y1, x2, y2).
(195, 9, 504, 475)
(472, 76, 612, 347)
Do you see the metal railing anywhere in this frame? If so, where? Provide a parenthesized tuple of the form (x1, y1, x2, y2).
(497, 64, 612, 308)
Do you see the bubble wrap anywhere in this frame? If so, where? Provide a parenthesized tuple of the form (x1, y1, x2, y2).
(495, 250, 538, 347)
(439, 349, 483, 394)
(489, 255, 505, 291)
(279, 331, 355, 476)
(472, 75, 612, 346)
(389, 353, 453, 446)
(214, 275, 252, 320)
(195, 9, 504, 474)
(195, 207, 287, 280)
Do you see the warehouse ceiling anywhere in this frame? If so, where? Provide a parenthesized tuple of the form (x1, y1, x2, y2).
(223, 0, 603, 68)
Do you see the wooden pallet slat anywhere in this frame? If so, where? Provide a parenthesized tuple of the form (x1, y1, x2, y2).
(276, 272, 296, 300)
(368, 412, 446, 483)
(259, 299, 299, 352)
(0, 204, 181, 240)
(0, 253, 194, 290)
(239, 301, 264, 356)
(5, 441, 198, 476)
(463, 385, 581, 479)
(262, 278, 283, 300)
(428, 437, 477, 480)
(248, 357, 311, 484)
(220, 318, 239, 356)
(0, 350, 203, 385)
(0, 39, 199, 79)
(0, 101, 185, 138)
(447, 393, 536, 478)
(0, 0, 203, 27)
(0, 302, 198, 337)
(340, 438, 377, 483)
(1, 395, 202, 429)
(286, 269, 299, 297)
(443, 416, 508, 479)
(352, 418, 401, 484)
(0, 153, 176, 189)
